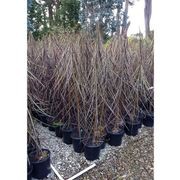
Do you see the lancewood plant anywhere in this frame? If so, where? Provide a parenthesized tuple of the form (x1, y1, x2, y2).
(28, 111, 50, 163)
(27, 31, 154, 142)
(103, 35, 127, 131)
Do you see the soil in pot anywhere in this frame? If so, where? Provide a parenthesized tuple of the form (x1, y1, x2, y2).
(83, 140, 103, 161)
(125, 119, 141, 136)
(143, 113, 154, 127)
(29, 149, 51, 179)
(107, 127, 124, 146)
(62, 128, 72, 145)
(71, 132, 84, 153)
(55, 125, 63, 138)
(27, 162, 33, 180)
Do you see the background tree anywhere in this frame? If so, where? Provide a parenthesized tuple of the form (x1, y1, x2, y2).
(28, 0, 81, 39)
(28, 0, 46, 39)
(28, 0, 135, 40)
(55, 0, 81, 30)
(144, 0, 152, 38)
(79, 0, 125, 41)
(41, 0, 61, 26)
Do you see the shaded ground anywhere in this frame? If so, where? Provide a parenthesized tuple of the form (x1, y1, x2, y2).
(33, 123, 153, 180)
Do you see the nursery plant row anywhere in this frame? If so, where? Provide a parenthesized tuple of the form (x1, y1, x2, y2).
(27, 111, 153, 179)
(27, 32, 154, 179)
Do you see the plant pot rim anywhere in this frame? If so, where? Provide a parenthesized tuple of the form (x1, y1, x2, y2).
(146, 112, 154, 117)
(62, 128, 72, 132)
(126, 119, 141, 125)
(107, 128, 124, 135)
(71, 134, 83, 140)
(106, 124, 124, 131)
(83, 140, 103, 147)
(29, 149, 50, 164)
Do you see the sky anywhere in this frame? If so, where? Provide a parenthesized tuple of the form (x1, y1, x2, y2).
(128, 0, 154, 36)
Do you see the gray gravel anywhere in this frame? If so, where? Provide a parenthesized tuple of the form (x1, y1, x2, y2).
(33, 123, 153, 180)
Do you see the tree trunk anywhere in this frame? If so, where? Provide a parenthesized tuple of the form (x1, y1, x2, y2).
(121, 0, 129, 36)
(144, 0, 152, 38)
(48, 4, 53, 26)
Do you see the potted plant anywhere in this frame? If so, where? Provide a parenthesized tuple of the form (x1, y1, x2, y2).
(83, 119, 104, 161)
(71, 97, 84, 153)
(71, 127, 84, 153)
(27, 110, 51, 179)
(56, 55, 77, 145)
(60, 106, 73, 144)
(123, 94, 141, 136)
(70, 59, 87, 153)
(142, 91, 154, 127)
(29, 148, 51, 179)
(82, 42, 105, 160)
(47, 118, 56, 131)
(138, 56, 154, 127)
(106, 109, 125, 146)
(137, 37, 154, 127)
(105, 85, 125, 146)
(82, 102, 105, 160)
(122, 47, 143, 136)
(104, 42, 126, 146)
(54, 121, 63, 138)
(79, 88, 104, 160)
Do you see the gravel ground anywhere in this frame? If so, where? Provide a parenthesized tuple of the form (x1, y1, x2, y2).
(33, 123, 153, 180)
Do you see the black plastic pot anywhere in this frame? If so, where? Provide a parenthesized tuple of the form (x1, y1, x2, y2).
(138, 122, 142, 129)
(125, 114, 142, 128)
(137, 114, 143, 129)
(107, 128, 124, 146)
(125, 120, 141, 136)
(105, 134, 110, 143)
(28, 163, 33, 180)
(42, 118, 48, 127)
(143, 113, 154, 127)
(84, 142, 102, 161)
(71, 136, 84, 153)
(55, 126, 63, 138)
(100, 140, 106, 149)
(137, 113, 144, 129)
(32, 111, 41, 120)
(62, 128, 72, 144)
(29, 149, 51, 179)
(48, 125, 56, 132)
(32, 111, 48, 125)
